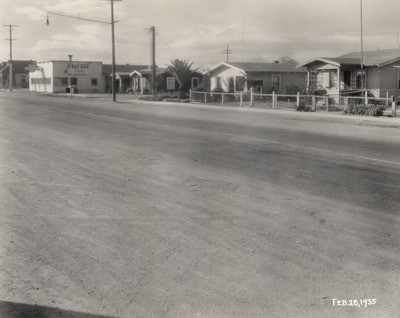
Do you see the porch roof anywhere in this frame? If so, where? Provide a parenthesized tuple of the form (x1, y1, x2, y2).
(298, 57, 361, 68)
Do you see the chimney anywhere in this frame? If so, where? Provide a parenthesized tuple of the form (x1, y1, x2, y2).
(68, 55, 73, 62)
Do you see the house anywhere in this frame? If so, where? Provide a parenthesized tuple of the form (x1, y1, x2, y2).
(102, 64, 148, 93)
(1, 60, 32, 89)
(128, 67, 203, 94)
(298, 48, 400, 98)
(30, 58, 105, 93)
(204, 62, 308, 94)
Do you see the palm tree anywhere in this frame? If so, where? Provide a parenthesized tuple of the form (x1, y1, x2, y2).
(168, 59, 195, 98)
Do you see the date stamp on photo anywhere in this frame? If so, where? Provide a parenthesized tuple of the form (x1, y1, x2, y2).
(332, 298, 377, 308)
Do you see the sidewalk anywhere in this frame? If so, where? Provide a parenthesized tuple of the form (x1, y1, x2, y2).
(123, 98, 400, 127)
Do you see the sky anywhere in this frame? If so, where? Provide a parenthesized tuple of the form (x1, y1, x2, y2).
(1, 0, 400, 69)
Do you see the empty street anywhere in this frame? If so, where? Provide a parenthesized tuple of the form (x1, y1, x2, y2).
(0, 92, 399, 318)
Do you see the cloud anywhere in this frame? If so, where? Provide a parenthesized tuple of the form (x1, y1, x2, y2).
(14, 6, 46, 21)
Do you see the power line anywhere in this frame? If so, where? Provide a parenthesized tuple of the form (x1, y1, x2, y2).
(3, 24, 18, 92)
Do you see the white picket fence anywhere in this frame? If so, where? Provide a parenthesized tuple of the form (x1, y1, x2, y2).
(189, 90, 398, 117)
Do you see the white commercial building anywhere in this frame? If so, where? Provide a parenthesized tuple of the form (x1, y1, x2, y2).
(29, 58, 105, 93)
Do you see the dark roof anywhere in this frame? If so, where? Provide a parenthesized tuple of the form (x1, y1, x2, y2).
(228, 62, 306, 72)
(206, 62, 306, 76)
(0, 60, 33, 74)
(138, 67, 170, 76)
(338, 49, 400, 66)
(102, 64, 149, 75)
(300, 49, 400, 68)
(320, 57, 361, 65)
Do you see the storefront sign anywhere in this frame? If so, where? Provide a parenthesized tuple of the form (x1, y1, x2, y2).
(64, 62, 91, 75)
(25, 64, 39, 72)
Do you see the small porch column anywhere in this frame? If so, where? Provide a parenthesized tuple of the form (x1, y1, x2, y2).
(337, 67, 341, 99)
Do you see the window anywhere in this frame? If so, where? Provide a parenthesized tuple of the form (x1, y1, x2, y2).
(271, 75, 281, 91)
(91, 78, 98, 86)
(216, 77, 222, 88)
(191, 77, 199, 89)
(398, 69, 400, 89)
(70, 77, 78, 85)
(31, 78, 51, 84)
(354, 70, 366, 89)
(166, 77, 175, 90)
(54, 77, 68, 86)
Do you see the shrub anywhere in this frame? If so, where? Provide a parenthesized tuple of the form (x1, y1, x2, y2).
(211, 87, 224, 102)
(296, 101, 314, 112)
(344, 103, 386, 116)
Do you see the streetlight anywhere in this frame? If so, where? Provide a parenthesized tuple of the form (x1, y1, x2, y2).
(46, 0, 121, 102)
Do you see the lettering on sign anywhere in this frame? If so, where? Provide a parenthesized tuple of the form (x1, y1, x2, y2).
(64, 62, 91, 75)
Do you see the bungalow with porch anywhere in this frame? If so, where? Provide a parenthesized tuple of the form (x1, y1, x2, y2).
(102, 64, 148, 93)
(298, 48, 400, 98)
(204, 62, 308, 94)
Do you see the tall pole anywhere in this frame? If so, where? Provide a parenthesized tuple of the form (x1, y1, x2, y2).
(360, 0, 364, 90)
(3, 24, 18, 91)
(110, 0, 117, 101)
(151, 26, 156, 96)
(223, 44, 232, 62)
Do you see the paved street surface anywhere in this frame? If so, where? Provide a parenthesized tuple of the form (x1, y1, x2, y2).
(0, 91, 399, 317)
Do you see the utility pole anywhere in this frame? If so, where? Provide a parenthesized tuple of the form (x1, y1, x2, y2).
(150, 26, 156, 96)
(360, 0, 364, 90)
(48, 1, 121, 102)
(101, 0, 121, 102)
(3, 24, 18, 91)
(223, 44, 232, 62)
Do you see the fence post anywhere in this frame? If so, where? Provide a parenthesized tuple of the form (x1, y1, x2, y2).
(296, 92, 300, 107)
(272, 91, 276, 108)
(365, 90, 368, 105)
(240, 91, 243, 107)
(392, 99, 397, 117)
(250, 90, 254, 106)
(221, 93, 224, 106)
(312, 95, 316, 111)
(386, 91, 389, 106)
(204, 92, 207, 104)
(189, 89, 192, 101)
(325, 96, 329, 112)
(344, 97, 348, 112)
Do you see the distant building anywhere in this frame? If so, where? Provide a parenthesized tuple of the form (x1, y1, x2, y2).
(0, 60, 32, 89)
(298, 48, 400, 98)
(102, 64, 149, 93)
(29, 57, 105, 93)
(204, 62, 307, 94)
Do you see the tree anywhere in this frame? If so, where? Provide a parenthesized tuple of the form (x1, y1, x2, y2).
(279, 55, 299, 66)
(168, 59, 196, 98)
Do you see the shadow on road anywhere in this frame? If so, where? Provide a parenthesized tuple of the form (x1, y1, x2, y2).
(0, 300, 115, 318)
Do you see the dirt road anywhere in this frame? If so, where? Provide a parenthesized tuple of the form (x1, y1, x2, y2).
(0, 92, 399, 317)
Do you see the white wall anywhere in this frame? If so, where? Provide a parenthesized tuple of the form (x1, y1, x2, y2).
(29, 61, 105, 93)
(29, 62, 53, 93)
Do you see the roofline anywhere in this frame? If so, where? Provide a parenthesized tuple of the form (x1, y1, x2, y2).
(203, 62, 246, 76)
(297, 57, 340, 68)
(129, 70, 142, 77)
(378, 56, 400, 67)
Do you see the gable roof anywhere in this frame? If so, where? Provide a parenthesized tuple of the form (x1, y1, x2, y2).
(102, 64, 149, 76)
(299, 49, 400, 68)
(205, 61, 306, 76)
(0, 60, 33, 74)
(338, 49, 400, 66)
